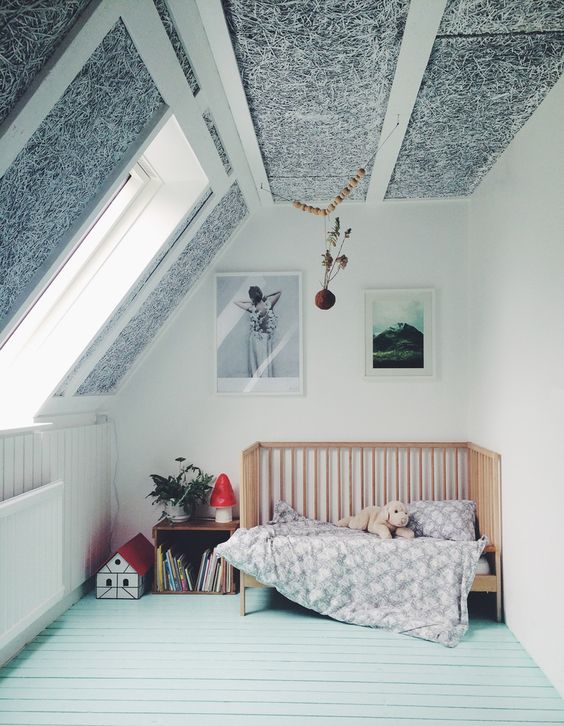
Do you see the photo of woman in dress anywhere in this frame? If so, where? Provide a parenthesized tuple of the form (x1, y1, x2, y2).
(216, 273, 301, 394)
(234, 286, 281, 378)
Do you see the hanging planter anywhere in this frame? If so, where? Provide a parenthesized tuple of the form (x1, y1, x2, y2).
(315, 288, 336, 310)
(315, 217, 351, 310)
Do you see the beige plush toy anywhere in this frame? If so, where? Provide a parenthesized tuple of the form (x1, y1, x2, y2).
(337, 500, 414, 540)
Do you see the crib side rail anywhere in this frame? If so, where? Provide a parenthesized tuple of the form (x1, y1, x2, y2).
(241, 441, 473, 525)
(468, 443, 502, 549)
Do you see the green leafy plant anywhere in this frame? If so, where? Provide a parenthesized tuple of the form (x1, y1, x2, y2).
(147, 457, 214, 512)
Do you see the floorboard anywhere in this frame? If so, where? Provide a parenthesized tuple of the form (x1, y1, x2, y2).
(0, 589, 562, 725)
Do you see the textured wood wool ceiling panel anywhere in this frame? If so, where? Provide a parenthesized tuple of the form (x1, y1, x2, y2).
(0, 0, 91, 125)
(386, 0, 564, 198)
(222, 0, 410, 203)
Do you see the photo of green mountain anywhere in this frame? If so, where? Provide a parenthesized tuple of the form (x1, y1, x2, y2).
(373, 321, 424, 368)
(365, 290, 434, 377)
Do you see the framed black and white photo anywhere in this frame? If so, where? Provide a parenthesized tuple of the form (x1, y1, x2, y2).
(364, 289, 434, 377)
(216, 272, 302, 394)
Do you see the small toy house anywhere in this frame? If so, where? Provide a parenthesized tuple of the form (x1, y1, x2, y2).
(96, 533, 154, 599)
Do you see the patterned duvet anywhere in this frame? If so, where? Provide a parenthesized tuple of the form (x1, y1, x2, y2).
(216, 502, 486, 647)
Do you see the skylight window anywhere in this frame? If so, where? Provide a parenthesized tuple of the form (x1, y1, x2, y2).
(0, 116, 208, 429)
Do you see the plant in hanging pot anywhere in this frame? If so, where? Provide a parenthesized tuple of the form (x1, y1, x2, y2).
(147, 457, 214, 523)
(316, 217, 351, 310)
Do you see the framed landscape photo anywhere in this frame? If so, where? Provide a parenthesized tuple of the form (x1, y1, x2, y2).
(364, 289, 434, 377)
(215, 272, 302, 394)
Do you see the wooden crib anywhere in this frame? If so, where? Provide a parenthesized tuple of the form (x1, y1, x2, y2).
(239, 441, 502, 621)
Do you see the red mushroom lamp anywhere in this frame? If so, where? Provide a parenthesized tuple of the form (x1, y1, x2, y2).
(210, 473, 236, 523)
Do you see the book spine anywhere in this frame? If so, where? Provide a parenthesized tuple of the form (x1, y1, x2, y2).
(208, 550, 219, 592)
(196, 549, 210, 591)
(185, 565, 194, 591)
(156, 545, 163, 592)
(178, 559, 188, 592)
(202, 552, 213, 592)
(164, 559, 174, 592)
(165, 549, 178, 591)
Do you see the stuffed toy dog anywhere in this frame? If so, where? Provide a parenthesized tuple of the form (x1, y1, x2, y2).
(337, 500, 414, 539)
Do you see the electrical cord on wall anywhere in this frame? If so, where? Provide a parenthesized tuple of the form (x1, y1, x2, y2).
(107, 415, 120, 551)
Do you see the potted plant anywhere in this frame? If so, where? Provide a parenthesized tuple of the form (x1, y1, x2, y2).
(315, 217, 352, 310)
(147, 457, 214, 523)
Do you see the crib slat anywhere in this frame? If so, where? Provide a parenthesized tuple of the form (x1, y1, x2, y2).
(267, 448, 273, 518)
(406, 448, 411, 502)
(314, 449, 319, 520)
(383, 449, 388, 502)
(360, 450, 365, 510)
(291, 448, 296, 508)
(280, 449, 285, 502)
(395, 448, 399, 500)
(337, 449, 342, 520)
(371, 448, 376, 506)
(302, 449, 307, 517)
(443, 448, 447, 499)
(418, 449, 423, 500)
(348, 448, 353, 516)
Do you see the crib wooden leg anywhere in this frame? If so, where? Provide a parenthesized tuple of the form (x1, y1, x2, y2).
(496, 589, 502, 622)
(495, 553, 503, 622)
(240, 583, 246, 616)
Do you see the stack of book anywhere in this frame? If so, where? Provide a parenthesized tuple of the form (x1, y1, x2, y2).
(155, 545, 196, 592)
(155, 545, 231, 593)
(196, 548, 231, 593)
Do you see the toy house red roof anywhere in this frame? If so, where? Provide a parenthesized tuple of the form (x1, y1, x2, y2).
(115, 533, 153, 576)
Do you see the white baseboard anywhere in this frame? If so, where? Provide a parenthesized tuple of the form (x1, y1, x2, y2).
(0, 577, 94, 668)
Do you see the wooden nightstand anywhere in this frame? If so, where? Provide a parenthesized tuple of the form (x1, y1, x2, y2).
(152, 518, 239, 594)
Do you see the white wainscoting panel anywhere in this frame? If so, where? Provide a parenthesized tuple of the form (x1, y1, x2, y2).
(0, 481, 64, 649)
(0, 422, 112, 651)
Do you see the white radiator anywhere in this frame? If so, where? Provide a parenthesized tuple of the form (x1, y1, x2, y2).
(0, 480, 65, 649)
(0, 422, 112, 659)
(0, 422, 113, 591)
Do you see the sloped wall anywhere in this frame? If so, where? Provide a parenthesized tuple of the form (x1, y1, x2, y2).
(108, 198, 469, 548)
(75, 182, 248, 395)
(468, 76, 564, 695)
(1, 0, 253, 416)
(0, 20, 165, 331)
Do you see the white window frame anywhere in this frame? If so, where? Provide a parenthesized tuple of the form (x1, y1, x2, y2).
(0, 161, 160, 366)
(0, 113, 209, 430)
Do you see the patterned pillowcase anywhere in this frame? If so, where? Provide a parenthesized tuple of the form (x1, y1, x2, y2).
(270, 500, 301, 524)
(407, 500, 477, 541)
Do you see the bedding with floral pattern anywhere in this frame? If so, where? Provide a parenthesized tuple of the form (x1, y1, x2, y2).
(217, 501, 485, 647)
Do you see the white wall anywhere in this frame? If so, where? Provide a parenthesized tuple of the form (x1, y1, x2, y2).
(110, 198, 468, 545)
(468, 76, 564, 695)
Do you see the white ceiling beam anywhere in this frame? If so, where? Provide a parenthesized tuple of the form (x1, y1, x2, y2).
(195, 0, 272, 206)
(0, 0, 125, 177)
(168, 0, 261, 214)
(366, 0, 448, 204)
(122, 1, 229, 195)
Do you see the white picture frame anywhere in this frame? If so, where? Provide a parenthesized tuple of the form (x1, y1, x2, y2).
(364, 288, 435, 377)
(215, 272, 303, 394)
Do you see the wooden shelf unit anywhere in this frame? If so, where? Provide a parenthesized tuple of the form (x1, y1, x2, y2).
(152, 518, 239, 595)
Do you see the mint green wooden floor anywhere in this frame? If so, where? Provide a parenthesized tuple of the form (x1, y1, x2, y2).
(1, 590, 563, 725)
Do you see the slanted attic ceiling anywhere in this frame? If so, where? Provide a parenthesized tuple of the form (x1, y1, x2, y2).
(0, 0, 251, 402)
(0, 0, 562, 409)
(222, 0, 410, 202)
(223, 0, 564, 201)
